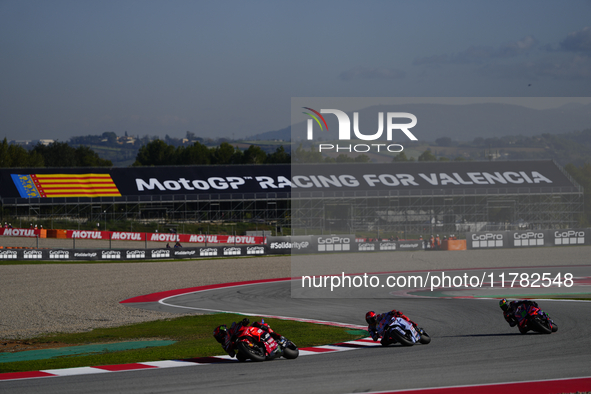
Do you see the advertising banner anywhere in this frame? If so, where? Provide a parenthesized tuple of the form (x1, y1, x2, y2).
(549, 229, 588, 246)
(0, 228, 41, 237)
(0, 229, 269, 245)
(356, 240, 423, 252)
(467, 231, 507, 249)
(0, 160, 578, 202)
(509, 230, 547, 248)
(314, 235, 355, 252)
(468, 229, 590, 249)
(266, 236, 313, 254)
(396, 240, 424, 251)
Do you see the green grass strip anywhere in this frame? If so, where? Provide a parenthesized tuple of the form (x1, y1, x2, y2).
(0, 313, 364, 373)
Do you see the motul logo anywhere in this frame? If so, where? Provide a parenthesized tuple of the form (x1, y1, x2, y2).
(4, 229, 36, 237)
(150, 233, 179, 242)
(71, 231, 103, 239)
(189, 235, 219, 243)
(227, 236, 256, 244)
(111, 232, 142, 240)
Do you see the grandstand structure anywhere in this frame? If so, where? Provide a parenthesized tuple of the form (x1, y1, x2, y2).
(0, 161, 583, 237)
(0, 165, 291, 231)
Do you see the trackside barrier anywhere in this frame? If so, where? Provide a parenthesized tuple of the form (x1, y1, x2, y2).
(0, 245, 268, 261)
(441, 239, 467, 250)
(266, 236, 424, 253)
(467, 228, 590, 249)
(1, 229, 588, 260)
(0, 228, 265, 245)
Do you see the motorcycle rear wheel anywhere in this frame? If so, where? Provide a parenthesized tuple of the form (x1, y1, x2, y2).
(237, 341, 266, 362)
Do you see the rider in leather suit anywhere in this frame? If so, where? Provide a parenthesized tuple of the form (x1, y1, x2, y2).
(366, 310, 419, 345)
(499, 298, 557, 333)
(213, 318, 286, 357)
(213, 318, 251, 358)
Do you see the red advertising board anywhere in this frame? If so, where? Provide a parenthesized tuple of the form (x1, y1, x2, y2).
(0, 228, 265, 245)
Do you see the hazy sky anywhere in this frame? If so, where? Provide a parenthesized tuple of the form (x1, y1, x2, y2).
(1, 0, 591, 142)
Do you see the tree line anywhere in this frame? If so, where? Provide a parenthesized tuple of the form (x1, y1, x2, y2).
(0, 138, 112, 168)
(133, 140, 290, 166)
(1, 138, 292, 168)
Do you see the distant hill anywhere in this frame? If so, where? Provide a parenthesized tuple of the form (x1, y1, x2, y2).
(249, 102, 591, 143)
(247, 125, 290, 142)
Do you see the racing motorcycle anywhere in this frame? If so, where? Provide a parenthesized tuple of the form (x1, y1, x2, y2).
(382, 317, 431, 346)
(513, 303, 557, 334)
(234, 322, 299, 362)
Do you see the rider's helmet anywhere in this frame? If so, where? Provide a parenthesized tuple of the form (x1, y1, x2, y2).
(213, 325, 227, 343)
(499, 298, 509, 311)
(365, 311, 377, 325)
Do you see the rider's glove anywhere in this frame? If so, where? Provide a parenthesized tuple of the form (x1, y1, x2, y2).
(278, 336, 287, 347)
(241, 318, 250, 326)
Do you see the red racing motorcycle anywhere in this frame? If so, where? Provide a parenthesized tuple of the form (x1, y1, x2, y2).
(233, 322, 299, 362)
(514, 303, 558, 334)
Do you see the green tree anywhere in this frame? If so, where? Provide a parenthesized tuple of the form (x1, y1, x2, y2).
(32, 142, 78, 167)
(31, 142, 111, 167)
(102, 132, 118, 144)
(176, 141, 211, 165)
(266, 146, 290, 163)
(213, 142, 242, 164)
(75, 146, 112, 167)
(392, 152, 409, 162)
(243, 145, 267, 164)
(336, 154, 354, 163)
(418, 149, 437, 162)
(134, 139, 175, 166)
(293, 144, 324, 163)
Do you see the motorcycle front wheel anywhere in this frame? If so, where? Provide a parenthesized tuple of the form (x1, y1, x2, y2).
(388, 328, 415, 346)
(282, 341, 299, 359)
(237, 341, 266, 362)
(419, 329, 431, 344)
(529, 316, 552, 334)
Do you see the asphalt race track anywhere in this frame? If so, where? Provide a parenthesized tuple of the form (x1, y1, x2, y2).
(3, 249, 591, 393)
